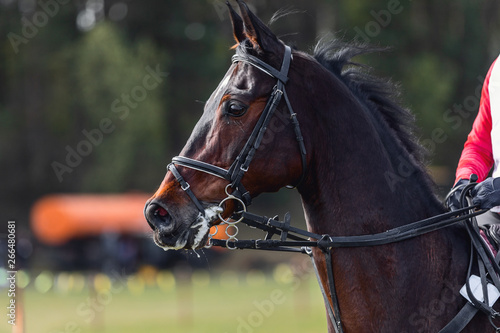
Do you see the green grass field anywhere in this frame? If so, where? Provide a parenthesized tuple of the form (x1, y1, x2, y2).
(1, 267, 327, 333)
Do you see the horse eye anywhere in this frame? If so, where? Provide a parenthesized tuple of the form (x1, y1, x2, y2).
(226, 101, 248, 117)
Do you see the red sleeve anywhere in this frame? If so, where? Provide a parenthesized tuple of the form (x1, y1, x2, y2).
(455, 60, 496, 184)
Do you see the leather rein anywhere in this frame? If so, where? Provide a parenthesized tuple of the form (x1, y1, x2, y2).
(165, 45, 499, 333)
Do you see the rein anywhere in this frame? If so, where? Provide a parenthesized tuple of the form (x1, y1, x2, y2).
(207, 198, 498, 333)
(208, 206, 486, 250)
(166, 44, 500, 332)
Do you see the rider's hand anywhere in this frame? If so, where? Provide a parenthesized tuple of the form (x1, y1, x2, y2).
(471, 177, 500, 210)
(445, 179, 468, 211)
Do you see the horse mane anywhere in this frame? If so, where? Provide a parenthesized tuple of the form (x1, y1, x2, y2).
(313, 38, 427, 167)
(235, 35, 435, 191)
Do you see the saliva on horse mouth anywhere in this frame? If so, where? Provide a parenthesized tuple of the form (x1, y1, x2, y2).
(154, 206, 222, 251)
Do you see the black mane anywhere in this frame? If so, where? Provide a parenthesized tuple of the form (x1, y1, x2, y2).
(235, 36, 434, 189)
(313, 39, 426, 167)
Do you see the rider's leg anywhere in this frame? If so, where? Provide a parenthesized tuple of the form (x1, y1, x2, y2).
(476, 210, 500, 227)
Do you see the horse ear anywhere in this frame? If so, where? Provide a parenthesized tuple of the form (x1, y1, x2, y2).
(236, 0, 280, 53)
(227, 2, 245, 45)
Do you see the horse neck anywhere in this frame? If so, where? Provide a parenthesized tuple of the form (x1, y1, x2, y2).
(295, 71, 445, 237)
(291, 62, 472, 331)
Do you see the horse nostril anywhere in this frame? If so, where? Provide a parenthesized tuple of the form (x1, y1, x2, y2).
(156, 206, 168, 217)
(145, 202, 171, 230)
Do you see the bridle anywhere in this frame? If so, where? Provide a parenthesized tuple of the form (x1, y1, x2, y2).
(167, 44, 306, 217)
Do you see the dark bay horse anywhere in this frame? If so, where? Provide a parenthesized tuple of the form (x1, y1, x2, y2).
(144, 1, 493, 332)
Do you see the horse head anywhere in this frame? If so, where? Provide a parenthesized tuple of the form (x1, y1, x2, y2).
(144, 1, 306, 250)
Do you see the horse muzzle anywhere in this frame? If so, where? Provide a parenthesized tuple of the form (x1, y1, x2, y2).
(144, 199, 222, 250)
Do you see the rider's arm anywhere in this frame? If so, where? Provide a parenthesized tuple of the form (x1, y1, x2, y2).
(455, 60, 496, 184)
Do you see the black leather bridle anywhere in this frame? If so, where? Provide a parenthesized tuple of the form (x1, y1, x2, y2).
(167, 44, 306, 216)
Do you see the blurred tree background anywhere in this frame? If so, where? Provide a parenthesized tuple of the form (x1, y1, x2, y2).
(1, 0, 500, 231)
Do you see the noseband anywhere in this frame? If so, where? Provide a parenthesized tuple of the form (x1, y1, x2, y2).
(167, 45, 307, 216)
